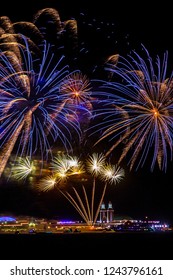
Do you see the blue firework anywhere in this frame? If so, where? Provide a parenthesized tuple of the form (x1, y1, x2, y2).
(92, 46, 173, 171)
(0, 36, 81, 176)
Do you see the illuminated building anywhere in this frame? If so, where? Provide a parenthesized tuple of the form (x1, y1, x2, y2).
(0, 215, 47, 233)
(99, 202, 107, 223)
(0, 216, 29, 233)
(99, 201, 114, 223)
(0, 214, 170, 233)
(107, 201, 114, 222)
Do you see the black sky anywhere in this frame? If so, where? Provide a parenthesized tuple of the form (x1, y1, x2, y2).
(0, 0, 173, 224)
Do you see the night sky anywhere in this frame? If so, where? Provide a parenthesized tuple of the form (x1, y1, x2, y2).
(0, 0, 173, 225)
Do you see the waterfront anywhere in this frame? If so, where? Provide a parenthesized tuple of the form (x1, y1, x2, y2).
(0, 214, 170, 234)
(1, 231, 173, 260)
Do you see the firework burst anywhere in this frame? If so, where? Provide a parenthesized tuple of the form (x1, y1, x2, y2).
(59, 70, 93, 130)
(92, 47, 173, 171)
(50, 154, 85, 184)
(100, 163, 125, 184)
(37, 175, 57, 192)
(86, 153, 106, 176)
(37, 153, 124, 225)
(0, 36, 81, 176)
(60, 71, 92, 105)
(0, 8, 78, 68)
(11, 157, 35, 180)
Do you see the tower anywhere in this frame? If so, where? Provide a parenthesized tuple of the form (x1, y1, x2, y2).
(99, 202, 107, 223)
(106, 201, 114, 222)
(99, 201, 114, 223)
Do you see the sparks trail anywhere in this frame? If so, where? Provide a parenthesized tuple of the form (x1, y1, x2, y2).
(37, 153, 124, 225)
(91, 46, 173, 171)
(0, 36, 82, 176)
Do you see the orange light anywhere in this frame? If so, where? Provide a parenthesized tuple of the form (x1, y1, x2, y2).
(152, 108, 159, 117)
(73, 91, 79, 97)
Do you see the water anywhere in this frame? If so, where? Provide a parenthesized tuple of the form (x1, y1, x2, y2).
(1, 232, 173, 260)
